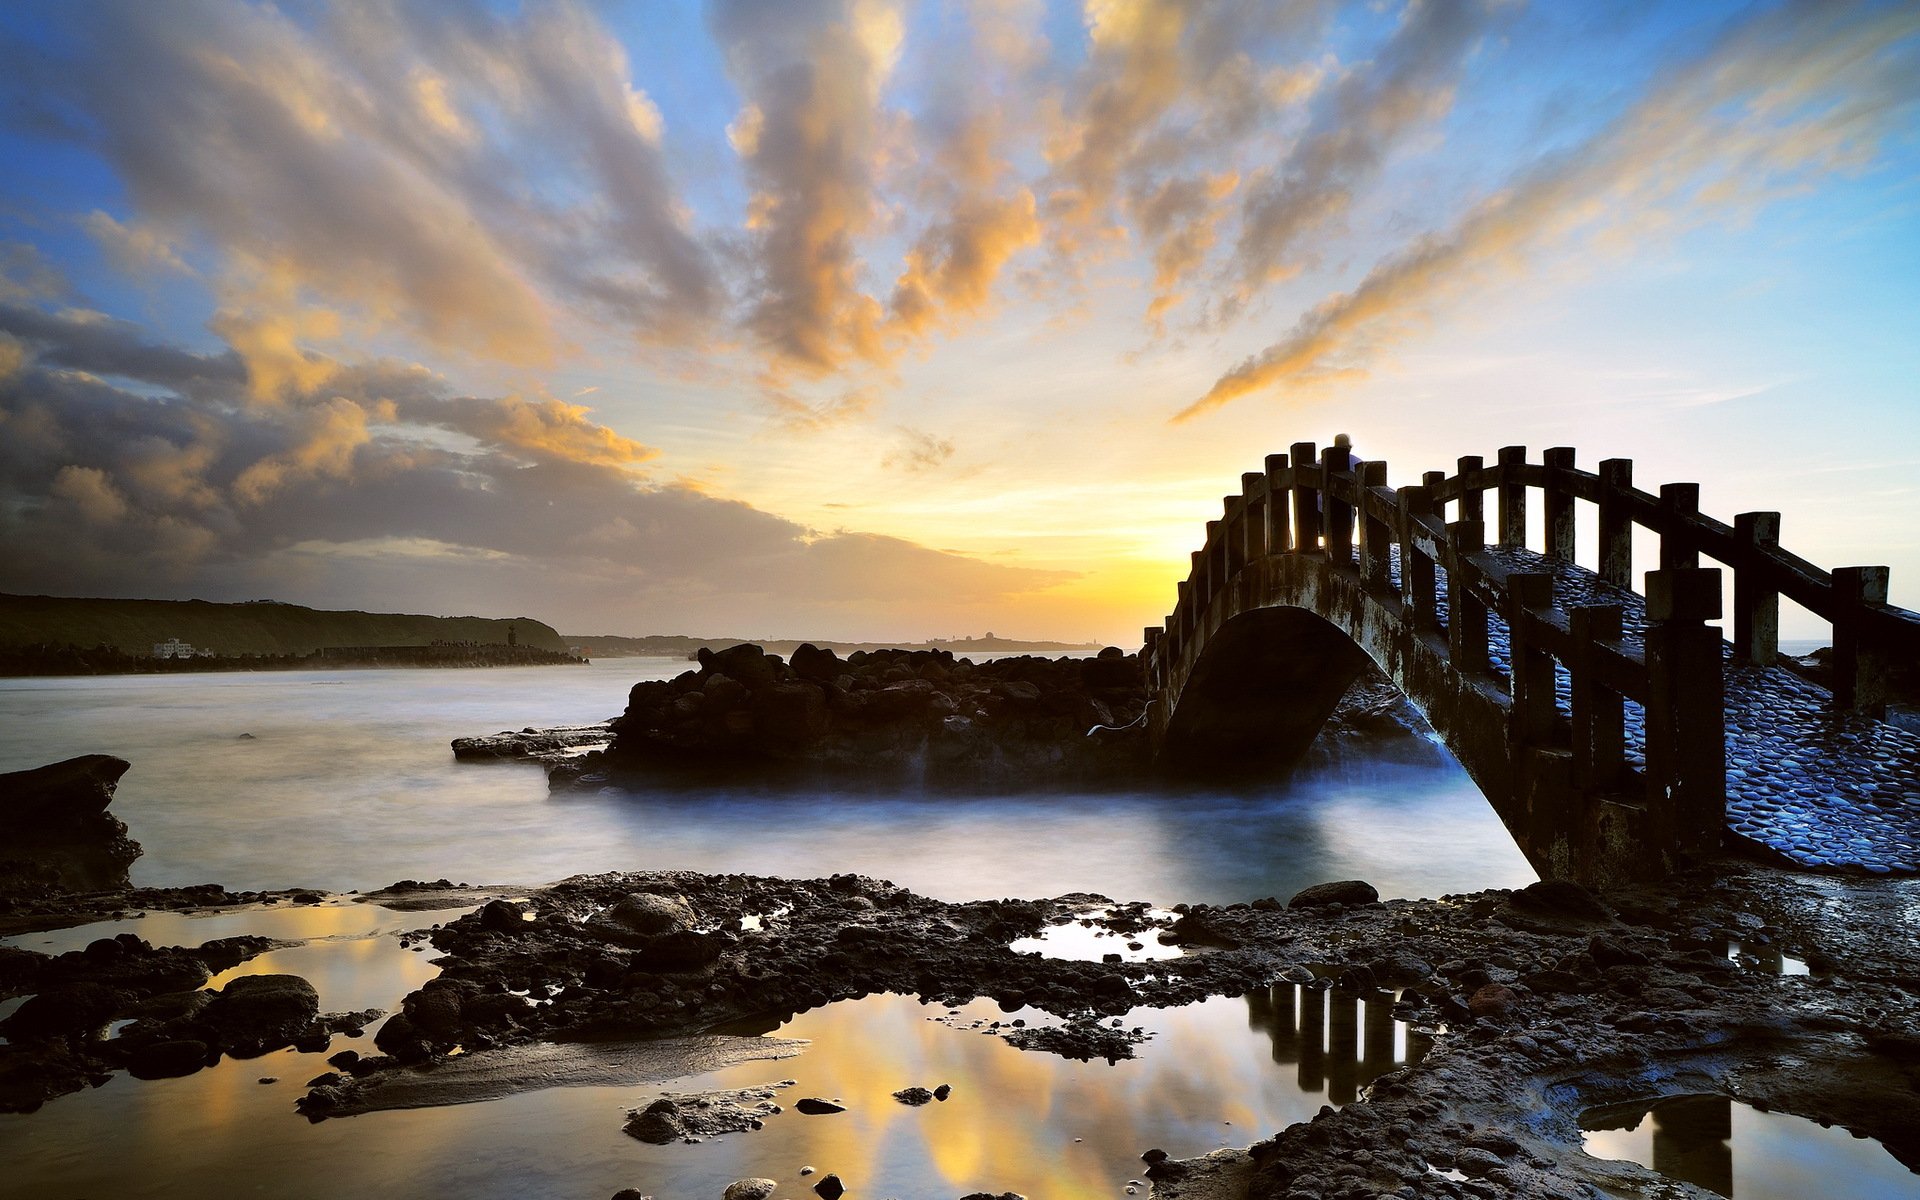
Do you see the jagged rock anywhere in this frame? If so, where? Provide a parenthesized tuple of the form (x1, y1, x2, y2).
(721, 1180, 776, 1200)
(0, 755, 141, 893)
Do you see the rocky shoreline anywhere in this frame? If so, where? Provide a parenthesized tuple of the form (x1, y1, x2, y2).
(451, 643, 1432, 792)
(6, 728, 1918, 1199)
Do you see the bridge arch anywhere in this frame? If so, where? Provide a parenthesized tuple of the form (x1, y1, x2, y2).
(1145, 441, 1920, 886)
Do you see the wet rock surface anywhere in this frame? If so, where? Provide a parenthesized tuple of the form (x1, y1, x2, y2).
(282, 862, 1920, 1199)
(451, 725, 612, 763)
(624, 1081, 792, 1143)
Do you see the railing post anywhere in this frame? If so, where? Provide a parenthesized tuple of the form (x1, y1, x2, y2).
(1544, 447, 1576, 561)
(1265, 454, 1293, 554)
(1224, 497, 1246, 579)
(1242, 472, 1267, 564)
(1598, 458, 1633, 589)
(1569, 604, 1626, 791)
(1507, 573, 1558, 744)
(1174, 579, 1191, 650)
(1644, 567, 1726, 862)
(1291, 441, 1321, 555)
(1497, 446, 1527, 548)
(1833, 566, 1892, 714)
(1732, 512, 1780, 667)
(1143, 626, 1161, 685)
(1659, 483, 1700, 570)
(1357, 462, 1390, 586)
(1447, 521, 1489, 673)
(1322, 446, 1353, 568)
(1457, 455, 1485, 525)
(1399, 485, 1438, 628)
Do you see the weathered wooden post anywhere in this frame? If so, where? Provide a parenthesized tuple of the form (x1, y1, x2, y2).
(1242, 471, 1267, 560)
(1399, 485, 1438, 627)
(1322, 446, 1354, 568)
(1291, 441, 1321, 554)
(1204, 521, 1224, 633)
(1498, 446, 1528, 548)
(1833, 566, 1892, 714)
(1569, 604, 1626, 791)
(1507, 572, 1558, 745)
(1358, 462, 1391, 587)
(1598, 458, 1633, 588)
(1143, 626, 1162, 689)
(1732, 512, 1780, 667)
(1265, 454, 1293, 554)
(1644, 567, 1726, 862)
(1447, 521, 1489, 673)
(1544, 447, 1576, 561)
(1659, 483, 1700, 570)
(1457, 455, 1485, 526)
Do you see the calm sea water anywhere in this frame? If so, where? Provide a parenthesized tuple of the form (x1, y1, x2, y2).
(0, 658, 1535, 904)
(1, 658, 1543, 1199)
(4, 662, 1911, 1198)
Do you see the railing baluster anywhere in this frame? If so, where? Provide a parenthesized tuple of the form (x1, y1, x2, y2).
(1322, 446, 1353, 568)
(1733, 512, 1781, 667)
(1598, 458, 1633, 588)
(1457, 455, 1485, 525)
(1544, 446, 1576, 561)
(1265, 453, 1293, 553)
(1448, 521, 1488, 672)
(1498, 445, 1527, 548)
(1833, 566, 1892, 714)
(1659, 483, 1700, 570)
(1291, 441, 1320, 554)
(1359, 461, 1391, 587)
(1570, 604, 1626, 791)
(1508, 573, 1557, 744)
(1399, 485, 1437, 627)
(1644, 567, 1727, 860)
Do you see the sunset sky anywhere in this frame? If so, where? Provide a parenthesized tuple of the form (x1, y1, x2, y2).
(0, 0, 1915, 643)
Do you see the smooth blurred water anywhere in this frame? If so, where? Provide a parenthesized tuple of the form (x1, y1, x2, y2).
(0, 658, 1534, 903)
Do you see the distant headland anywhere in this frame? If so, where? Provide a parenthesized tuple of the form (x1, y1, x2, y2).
(0, 593, 579, 676)
(562, 631, 1109, 660)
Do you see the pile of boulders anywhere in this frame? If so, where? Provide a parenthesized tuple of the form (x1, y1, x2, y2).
(555, 644, 1153, 790)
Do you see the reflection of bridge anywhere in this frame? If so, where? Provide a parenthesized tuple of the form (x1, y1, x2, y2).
(1243, 982, 1429, 1107)
(1145, 442, 1920, 885)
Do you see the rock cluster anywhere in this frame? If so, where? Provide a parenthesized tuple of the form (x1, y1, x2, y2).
(557, 644, 1153, 790)
(0, 932, 374, 1111)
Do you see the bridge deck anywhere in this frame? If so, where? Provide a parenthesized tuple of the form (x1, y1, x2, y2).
(1411, 547, 1920, 874)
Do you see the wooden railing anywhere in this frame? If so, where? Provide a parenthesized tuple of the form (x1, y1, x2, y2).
(1146, 444, 1919, 840)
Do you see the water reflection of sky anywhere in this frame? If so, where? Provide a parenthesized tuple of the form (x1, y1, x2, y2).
(1583, 1094, 1920, 1199)
(0, 660, 1535, 903)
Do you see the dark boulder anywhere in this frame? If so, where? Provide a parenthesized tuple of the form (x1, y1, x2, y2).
(1288, 880, 1379, 909)
(0, 755, 141, 893)
(127, 1039, 211, 1079)
(1, 982, 119, 1040)
(789, 643, 842, 681)
(200, 974, 320, 1055)
(702, 644, 777, 689)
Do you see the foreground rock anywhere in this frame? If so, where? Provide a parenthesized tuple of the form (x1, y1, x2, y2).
(624, 1081, 794, 1143)
(299, 862, 1920, 1198)
(0, 755, 141, 895)
(451, 725, 612, 764)
(536, 643, 1428, 791)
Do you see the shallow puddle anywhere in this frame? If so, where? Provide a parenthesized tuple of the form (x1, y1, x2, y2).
(0, 959, 1425, 1199)
(616, 986, 1427, 1197)
(1582, 1094, 1920, 1198)
(1006, 906, 1183, 963)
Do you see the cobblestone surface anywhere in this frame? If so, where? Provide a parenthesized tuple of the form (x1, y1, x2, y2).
(1439, 546, 1920, 874)
(1217, 540, 1916, 871)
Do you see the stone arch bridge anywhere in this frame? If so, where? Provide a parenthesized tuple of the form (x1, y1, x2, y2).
(1144, 441, 1920, 887)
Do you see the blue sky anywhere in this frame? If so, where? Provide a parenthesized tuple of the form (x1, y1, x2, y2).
(0, 0, 1915, 640)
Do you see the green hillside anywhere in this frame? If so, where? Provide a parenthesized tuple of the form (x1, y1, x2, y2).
(0, 594, 568, 655)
